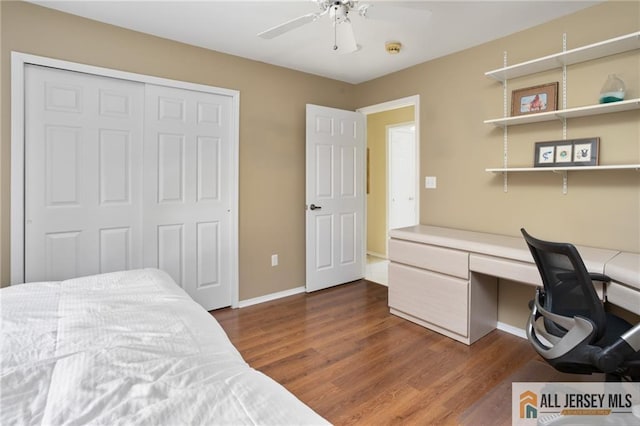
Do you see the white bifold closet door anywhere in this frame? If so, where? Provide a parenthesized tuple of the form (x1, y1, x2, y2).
(24, 65, 233, 310)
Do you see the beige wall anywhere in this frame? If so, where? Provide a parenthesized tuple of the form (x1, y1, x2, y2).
(366, 106, 414, 257)
(0, 1, 356, 298)
(1, 1, 638, 328)
(355, 0, 639, 328)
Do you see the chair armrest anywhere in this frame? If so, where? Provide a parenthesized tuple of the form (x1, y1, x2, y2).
(554, 272, 609, 286)
(588, 272, 610, 283)
(526, 289, 597, 360)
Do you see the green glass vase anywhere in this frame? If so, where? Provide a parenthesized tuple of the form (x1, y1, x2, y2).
(599, 74, 625, 103)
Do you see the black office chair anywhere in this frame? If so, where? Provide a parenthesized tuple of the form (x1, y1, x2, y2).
(521, 228, 640, 381)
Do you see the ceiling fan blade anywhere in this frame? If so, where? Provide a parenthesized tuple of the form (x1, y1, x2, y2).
(257, 13, 320, 39)
(333, 20, 358, 54)
(358, 3, 432, 22)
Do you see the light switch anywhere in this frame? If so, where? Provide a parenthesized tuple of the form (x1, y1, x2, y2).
(425, 176, 437, 189)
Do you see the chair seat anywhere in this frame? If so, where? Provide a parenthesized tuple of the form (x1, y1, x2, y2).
(596, 313, 633, 347)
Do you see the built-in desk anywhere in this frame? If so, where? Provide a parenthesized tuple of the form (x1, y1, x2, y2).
(388, 225, 640, 345)
(606, 252, 640, 316)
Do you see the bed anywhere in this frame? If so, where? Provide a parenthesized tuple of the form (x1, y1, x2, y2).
(0, 268, 329, 425)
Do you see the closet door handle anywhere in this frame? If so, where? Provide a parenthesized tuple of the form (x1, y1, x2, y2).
(309, 204, 322, 211)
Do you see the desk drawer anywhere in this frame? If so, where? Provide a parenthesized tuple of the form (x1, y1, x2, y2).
(389, 238, 469, 279)
(469, 254, 541, 286)
(389, 262, 468, 337)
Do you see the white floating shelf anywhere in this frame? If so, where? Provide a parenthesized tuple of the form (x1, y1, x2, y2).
(486, 164, 640, 173)
(486, 31, 640, 82)
(484, 98, 640, 127)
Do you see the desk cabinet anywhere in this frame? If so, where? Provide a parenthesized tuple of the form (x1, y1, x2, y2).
(388, 225, 639, 345)
(388, 238, 497, 345)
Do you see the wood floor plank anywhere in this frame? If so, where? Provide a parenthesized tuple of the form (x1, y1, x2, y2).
(211, 280, 545, 425)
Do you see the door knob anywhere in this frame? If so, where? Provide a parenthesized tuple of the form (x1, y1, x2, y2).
(309, 204, 322, 210)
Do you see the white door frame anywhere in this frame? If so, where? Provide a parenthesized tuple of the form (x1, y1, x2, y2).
(357, 95, 420, 257)
(10, 52, 240, 307)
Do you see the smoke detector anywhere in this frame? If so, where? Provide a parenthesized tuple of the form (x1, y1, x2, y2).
(385, 41, 402, 54)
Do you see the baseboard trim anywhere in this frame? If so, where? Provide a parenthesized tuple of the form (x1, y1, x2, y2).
(238, 286, 306, 308)
(366, 251, 387, 260)
(497, 322, 527, 340)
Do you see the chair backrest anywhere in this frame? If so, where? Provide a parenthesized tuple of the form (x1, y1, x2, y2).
(520, 228, 607, 342)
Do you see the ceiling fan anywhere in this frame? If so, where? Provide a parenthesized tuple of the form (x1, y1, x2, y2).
(257, 1, 431, 54)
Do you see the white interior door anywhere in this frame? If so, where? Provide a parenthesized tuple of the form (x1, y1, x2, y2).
(305, 104, 365, 292)
(388, 124, 418, 230)
(25, 65, 144, 282)
(143, 84, 234, 310)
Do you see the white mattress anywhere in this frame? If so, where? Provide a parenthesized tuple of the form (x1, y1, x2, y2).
(0, 269, 329, 425)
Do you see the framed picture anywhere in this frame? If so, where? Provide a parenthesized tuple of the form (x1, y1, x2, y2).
(511, 82, 559, 117)
(534, 137, 599, 167)
(573, 140, 599, 165)
(555, 144, 573, 164)
(534, 141, 557, 167)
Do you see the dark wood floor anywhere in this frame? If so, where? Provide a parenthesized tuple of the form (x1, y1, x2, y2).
(211, 280, 549, 425)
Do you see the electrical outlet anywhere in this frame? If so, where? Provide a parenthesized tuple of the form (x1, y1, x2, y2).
(271, 254, 278, 267)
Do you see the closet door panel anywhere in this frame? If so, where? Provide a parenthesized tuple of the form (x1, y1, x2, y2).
(144, 84, 233, 310)
(24, 65, 144, 282)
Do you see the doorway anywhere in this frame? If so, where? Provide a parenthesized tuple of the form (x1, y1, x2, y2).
(388, 123, 418, 231)
(358, 96, 420, 286)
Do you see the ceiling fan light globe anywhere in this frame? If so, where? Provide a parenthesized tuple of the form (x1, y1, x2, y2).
(329, 3, 350, 23)
(358, 3, 371, 18)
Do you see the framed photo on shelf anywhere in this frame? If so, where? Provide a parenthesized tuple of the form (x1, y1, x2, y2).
(534, 142, 556, 166)
(511, 82, 559, 117)
(534, 137, 600, 167)
(573, 139, 599, 165)
(555, 143, 573, 164)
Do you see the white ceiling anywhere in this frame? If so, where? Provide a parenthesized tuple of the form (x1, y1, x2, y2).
(29, 0, 603, 84)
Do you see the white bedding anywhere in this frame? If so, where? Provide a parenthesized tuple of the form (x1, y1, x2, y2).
(0, 269, 329, 425)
